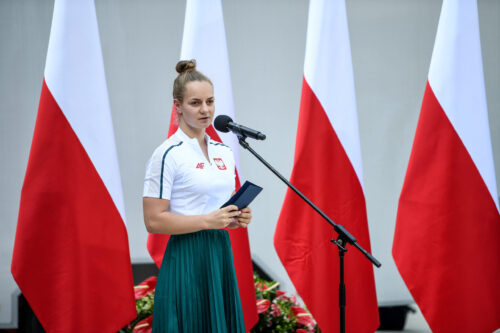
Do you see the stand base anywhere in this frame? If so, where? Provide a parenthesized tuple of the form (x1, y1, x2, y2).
(378, 305, 415, 331)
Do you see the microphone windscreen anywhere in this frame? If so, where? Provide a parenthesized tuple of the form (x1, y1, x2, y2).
(214, 115, 232, 133)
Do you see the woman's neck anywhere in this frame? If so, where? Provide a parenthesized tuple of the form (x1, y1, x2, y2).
(179, 123, 206, 145)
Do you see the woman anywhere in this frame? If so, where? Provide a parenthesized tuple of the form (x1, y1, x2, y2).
(143, 59, 251, 332)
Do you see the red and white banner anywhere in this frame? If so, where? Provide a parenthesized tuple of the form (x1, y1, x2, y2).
(274, 0, 378, 332)
(392, 0, 500, 332)
(146, 0, 258, 329)
(11, 0, 136, 331)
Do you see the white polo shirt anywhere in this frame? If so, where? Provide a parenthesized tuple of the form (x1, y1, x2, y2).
(143, 128, 236, 216)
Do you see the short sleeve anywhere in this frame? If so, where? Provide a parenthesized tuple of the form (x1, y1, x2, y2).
(227, 145, 237, 181)
(143, 147, 176, 200)
(230, 152, 237, 181)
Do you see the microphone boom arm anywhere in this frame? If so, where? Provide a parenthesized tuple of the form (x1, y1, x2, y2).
(237, 135, 380, 267)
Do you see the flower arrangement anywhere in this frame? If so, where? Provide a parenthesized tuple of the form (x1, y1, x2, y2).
(251, 275, 320, 333)
(121, 274, 319, 332)
(119, 276, 156, 333)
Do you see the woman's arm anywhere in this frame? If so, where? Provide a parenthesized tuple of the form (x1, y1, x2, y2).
(143, 197, 241, 235)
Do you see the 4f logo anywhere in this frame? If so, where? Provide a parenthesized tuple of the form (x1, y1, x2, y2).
(196, 162, 205, 169)
(213, 158, 226, 170)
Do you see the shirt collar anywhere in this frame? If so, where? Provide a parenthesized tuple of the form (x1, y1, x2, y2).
(174, 127, 211, 147)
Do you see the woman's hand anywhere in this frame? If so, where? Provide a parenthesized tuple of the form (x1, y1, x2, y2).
(205, 205, 241, 230)
(236, 207, 252, 228)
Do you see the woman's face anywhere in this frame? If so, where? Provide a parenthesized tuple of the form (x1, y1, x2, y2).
(176, 80, 214, 133)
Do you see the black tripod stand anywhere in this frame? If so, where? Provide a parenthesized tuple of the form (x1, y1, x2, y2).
(237, 135, 381, 333)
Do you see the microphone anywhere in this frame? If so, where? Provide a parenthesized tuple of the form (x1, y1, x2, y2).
(214, 115, 266, 140)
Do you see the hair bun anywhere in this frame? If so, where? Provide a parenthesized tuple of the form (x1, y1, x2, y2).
(172, 59, 211, 101)
(176, 59, 197, 74)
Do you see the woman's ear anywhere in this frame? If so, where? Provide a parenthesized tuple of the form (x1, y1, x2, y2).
(173, 99, 182, 115)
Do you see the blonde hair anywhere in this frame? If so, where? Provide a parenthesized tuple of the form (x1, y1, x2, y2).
(173, 60, 213, 102)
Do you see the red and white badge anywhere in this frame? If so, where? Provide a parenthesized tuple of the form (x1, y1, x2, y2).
(213, 158, 227, 170)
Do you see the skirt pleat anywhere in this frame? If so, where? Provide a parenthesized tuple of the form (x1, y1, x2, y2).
(153, 229, 245, 333)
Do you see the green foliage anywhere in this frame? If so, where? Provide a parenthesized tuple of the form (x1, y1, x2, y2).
(135, 292, 155, 320)
(119, 286, 155, 333)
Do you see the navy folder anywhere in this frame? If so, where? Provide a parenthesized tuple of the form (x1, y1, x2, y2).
(221, 181, 263, 210)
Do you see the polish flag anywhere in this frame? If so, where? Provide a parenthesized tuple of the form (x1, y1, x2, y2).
(11, 0, 136, 331)
(274, 0, 379, 332)
(146, 0, 258, 329)
(392, 1, 500, 332)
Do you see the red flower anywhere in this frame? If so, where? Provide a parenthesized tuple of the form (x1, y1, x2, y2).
(290, 306, 306, 315)
(271, 303, 281, 317)
(134, 276, 157, 299)
(275, 291, 289, 302)
(256, 299, 270, 314)
(133, 315, 152, 333)
(291, 306, 315, 327)
(296, 329, 308, 333)
(275, 290, 286, 297)
(256, 282, 266, 291)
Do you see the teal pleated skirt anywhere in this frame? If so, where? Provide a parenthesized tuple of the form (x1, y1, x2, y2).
(152, 229, 245, 333)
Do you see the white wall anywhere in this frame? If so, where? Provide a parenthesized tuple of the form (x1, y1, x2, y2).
(1, 0, 499, 327)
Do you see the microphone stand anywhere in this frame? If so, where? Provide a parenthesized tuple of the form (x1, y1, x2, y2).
(237, 135, 381, 333)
